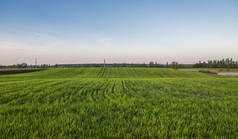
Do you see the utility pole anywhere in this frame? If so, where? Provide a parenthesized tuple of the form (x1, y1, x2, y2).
(35, 58, 37, 68)
(104, 59, 106, 68)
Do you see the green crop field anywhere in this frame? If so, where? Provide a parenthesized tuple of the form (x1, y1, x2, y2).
(0, 68, 238, 138)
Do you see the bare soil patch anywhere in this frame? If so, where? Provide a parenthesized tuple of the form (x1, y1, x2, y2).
(217, 72, 238, 76)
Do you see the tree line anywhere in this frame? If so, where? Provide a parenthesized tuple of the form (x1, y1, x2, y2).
(1, 58, 237, 69)
(0, 63, 50, 68)
(193, 58, 238, 68)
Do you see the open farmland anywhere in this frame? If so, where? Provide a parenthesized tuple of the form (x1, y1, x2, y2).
(0, 68, 238, 138)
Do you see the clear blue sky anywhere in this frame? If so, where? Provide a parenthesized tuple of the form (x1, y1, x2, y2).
(0, 0, 238, 64)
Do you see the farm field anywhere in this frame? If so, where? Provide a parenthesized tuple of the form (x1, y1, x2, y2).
(0, 68, 238, 138)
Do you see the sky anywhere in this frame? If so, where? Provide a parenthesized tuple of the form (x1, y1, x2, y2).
(0, 0, 238, 65)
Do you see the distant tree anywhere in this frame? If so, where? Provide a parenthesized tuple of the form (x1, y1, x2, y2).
(40, 64, 49, 68)
(170, 61, 179, 70)
(21, 63, 27, 68)
(149, 61, 155, 67)
(14, 63, 27, 68)
(166, 62, 169, 68)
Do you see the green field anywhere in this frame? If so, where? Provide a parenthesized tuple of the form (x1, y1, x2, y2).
(0, 68, 238, 138)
